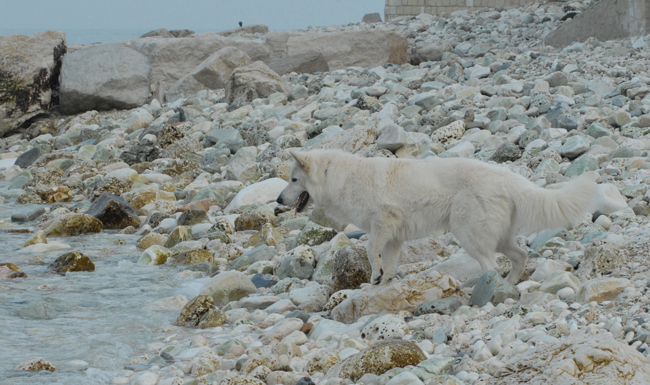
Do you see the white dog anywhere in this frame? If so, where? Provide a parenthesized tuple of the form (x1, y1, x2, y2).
(277, 149, 599, 285)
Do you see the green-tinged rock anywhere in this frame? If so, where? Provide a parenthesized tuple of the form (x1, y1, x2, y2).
(326, 340, 427, 382)
(49, 251, 95, 273)
(198, 309, 227, 329)
(539, 271, 580, 294)
(164, 226, 192, 248)
(412, 356, 454, 381)
(246, 223, 283, 247)
(231, 245, 277, 271)
(331, 246, 371, 292)
(235, 209, 275, 231)
(170, 249, 213, 266)
(277, 254, 314, 280)
(44, 213, 103, 236)
(469, 269, 519, 307)
(23, 230, 47, 247)
(586, 123, 612, 138)
(177, 208, 209, 226)
(138, 245, 171, 265)
(296, 223, 338, 246)
(565, 155, 599, 177)
(175, 294, 216, 327)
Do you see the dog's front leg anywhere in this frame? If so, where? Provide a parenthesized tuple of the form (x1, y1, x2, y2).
(367, 235, 386, 285)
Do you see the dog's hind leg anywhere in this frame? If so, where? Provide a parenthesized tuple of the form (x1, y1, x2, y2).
(380, 239, 403, 284)
(498, 236, 528, 284)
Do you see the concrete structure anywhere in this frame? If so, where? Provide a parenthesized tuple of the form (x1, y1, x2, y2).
(384, 0, 535, 19)
(545, 0, 650, 48)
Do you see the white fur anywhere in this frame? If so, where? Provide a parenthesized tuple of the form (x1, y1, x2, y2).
(277, 149, 599, 285)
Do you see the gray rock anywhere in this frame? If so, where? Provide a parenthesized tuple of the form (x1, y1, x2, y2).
(0, 31, 66, 135)
(231, 245, 277, 270)
(414, 297, 462, 316)
(14, 147, 41, 168)
(411, 43, 444, 65)
(217, 24, 269, 37)
(565, 155, 599, 177)
(11, 206, 46, 223)
(377, 124, 407, 152)
(610, 146, 642, 159)
(277, 254, 314, 280)
(267, 52, 329, 75)
(362, 13, 382, 23)
(331, 246, 371, 292)
(167, 47, 251, 99)
(544, 72, 568, 87)
(205, 129, 245, 153)
(177, 208, 209, 226)
(288, 86, 309, 101)
(60, 44, 150, 114)
(140, 28, 174, 38)
(469, 269, 519, 307)
(225, 61, 288, 105)
(586, 123, 613, 138)
(491, 142, 522, 163)
(559, 135, 591, 158)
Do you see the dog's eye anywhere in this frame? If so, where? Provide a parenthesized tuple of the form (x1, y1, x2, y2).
(292, 178, 297, 182)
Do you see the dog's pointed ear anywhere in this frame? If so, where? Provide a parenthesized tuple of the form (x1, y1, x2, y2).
(287, 149, 311, 172)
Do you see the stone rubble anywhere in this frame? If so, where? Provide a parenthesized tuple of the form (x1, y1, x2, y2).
(3, 2, 650, 384)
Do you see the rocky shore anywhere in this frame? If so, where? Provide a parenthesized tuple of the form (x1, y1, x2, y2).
(3, 1, 650, 384)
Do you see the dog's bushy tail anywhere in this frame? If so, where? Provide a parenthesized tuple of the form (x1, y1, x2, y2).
(513, 172, 598, 234)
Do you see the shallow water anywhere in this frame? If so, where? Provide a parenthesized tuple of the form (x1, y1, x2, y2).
(0, 186, 205, 384)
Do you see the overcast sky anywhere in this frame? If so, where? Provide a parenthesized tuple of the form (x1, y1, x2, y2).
(2, 0, 384, 33)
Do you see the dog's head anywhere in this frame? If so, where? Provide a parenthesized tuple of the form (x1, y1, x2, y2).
(276, 149, 317, 213)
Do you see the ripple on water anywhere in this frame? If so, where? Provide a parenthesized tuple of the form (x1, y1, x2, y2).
(0, 188, 191, 384)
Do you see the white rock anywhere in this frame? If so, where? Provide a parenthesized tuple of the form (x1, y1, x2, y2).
(385, 371, 424, 385)
(224, 178, 288, 214)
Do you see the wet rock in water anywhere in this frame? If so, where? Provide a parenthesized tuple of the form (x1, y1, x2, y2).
(49, 251, 95, 273)
(200, 270, 258, 306)
(169, 249, 214, 266)
(331, 246, 371, 292)
(136, 232, 168, 249)
(325, 340, 426, 382)
(175, 294, 217, 327)
(15, 358, 56, 372)
(138, 245, 171, 265)
(470, 269, 519, 307)
(164, 226, 192, 248)
(23, 230, 47, 247)
(11, 206, 46, 223)
(198, 308, 227, 328)
(85, 192, 140, 229)
(43, 213, 103, 236)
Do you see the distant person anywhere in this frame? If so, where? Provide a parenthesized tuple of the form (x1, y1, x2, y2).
(239, 21, 243, 27)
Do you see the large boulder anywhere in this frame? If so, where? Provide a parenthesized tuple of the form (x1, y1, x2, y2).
(0, 31, 66, 136)
(266, 52, 329, 75)
(59, 44, 150, 114)
(120, 35, 271, 97)
(265, 30, 408, 71)
(225, 61, 289, 105)
(166, 47, 251, 99)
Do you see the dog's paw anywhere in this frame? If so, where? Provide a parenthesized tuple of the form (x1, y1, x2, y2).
(372, 268, 384, 285)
